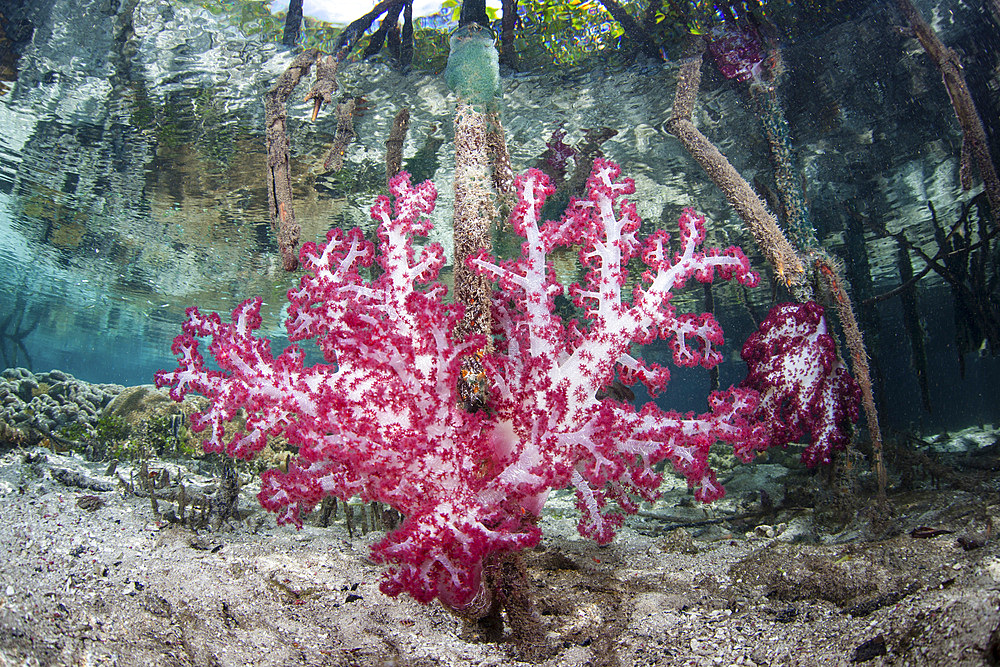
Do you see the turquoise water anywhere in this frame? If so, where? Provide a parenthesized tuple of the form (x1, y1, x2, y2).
(0, 0, 997, 434)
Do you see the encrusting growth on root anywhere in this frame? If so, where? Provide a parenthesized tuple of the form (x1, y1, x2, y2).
(446, 23, 507, 410)
(324, 96, 368, 172)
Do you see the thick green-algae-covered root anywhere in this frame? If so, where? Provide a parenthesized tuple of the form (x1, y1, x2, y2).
(445, 24, 501, 114)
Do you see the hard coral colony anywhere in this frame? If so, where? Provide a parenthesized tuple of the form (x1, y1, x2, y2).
(156, 159, 859, 609)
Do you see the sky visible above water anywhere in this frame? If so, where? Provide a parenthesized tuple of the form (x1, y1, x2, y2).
(269, 0, 503, 25)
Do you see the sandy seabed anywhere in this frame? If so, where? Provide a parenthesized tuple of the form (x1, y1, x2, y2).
(0, 444, 997, 667)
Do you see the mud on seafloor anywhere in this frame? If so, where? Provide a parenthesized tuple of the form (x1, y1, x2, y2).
(0, 446, 998, 666)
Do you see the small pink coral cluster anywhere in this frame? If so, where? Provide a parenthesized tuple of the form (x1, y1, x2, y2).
(156, 159, 858, 608)
(707, 22, 766, 83)
(740, 301, 861, 466)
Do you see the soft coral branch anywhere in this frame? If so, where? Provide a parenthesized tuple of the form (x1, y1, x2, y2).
(469, 159, 764, 523)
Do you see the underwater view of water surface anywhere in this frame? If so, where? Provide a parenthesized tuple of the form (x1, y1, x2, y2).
(0, 0, 999, 664)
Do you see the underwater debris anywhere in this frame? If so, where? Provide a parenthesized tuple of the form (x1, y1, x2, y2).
(909, 526, 955, 538)
(957, 515, 993, 551)
(50, 467, 112, 492)
(76, 494, 105, 511)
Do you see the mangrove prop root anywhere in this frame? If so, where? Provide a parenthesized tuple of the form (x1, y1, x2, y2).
(325, 97, 360, 172)
(668, 37, 887, 506)
(486, 112, 515, 213)
(304, 55, 338, 122)
(750, 57, 818, 250)
(446, 22, 507, 410)
(334, 0, 410, 59)
(386, 107, 410, 185)
(667, 42, 809, 297)
(896, 0, 1000, 225)
(596, 0, 664, 60)
(894, 237, 932, 413)
(816, 258, 887, 507)
(281, 0, 303, 47)
(452, 107, 496, 330)
(499, 0, 519, 70)
(362, 1, 405, 60)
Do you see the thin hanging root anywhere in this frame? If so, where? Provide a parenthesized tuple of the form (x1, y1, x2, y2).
(815, 257, 887, 508)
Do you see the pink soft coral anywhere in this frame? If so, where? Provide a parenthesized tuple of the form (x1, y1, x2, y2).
(740, 301, 862, 466)
(157, 159, 774, 608)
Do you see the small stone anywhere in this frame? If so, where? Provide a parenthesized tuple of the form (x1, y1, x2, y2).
(753, 524, 776, 539)
(77, 495, 105, 511)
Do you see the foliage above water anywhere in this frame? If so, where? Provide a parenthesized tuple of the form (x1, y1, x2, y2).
(176, 0, 865, 72)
